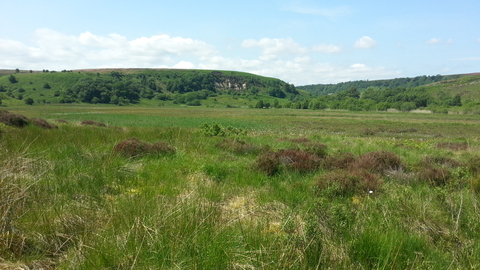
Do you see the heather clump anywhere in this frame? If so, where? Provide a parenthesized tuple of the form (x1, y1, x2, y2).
(316, 169, 382, 197)
(80, 120, 106, 127)
(31, 118, 58, 129)
(255, 149, 320, 175)
(113, 137, 175, 158)
(353, 151, 403, 173)
(0, 112, 30, 128)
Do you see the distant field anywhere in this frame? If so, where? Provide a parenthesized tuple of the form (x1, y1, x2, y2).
(1, 105, 480, 269)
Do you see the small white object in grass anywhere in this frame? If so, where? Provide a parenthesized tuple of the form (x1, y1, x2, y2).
(369, 190, 373, 194)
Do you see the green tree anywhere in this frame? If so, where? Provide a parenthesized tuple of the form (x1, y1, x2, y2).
(255, 100, 264, 108)
(8, 75, 17, 83)
(15, 68, 20, 73)
(25, 97, 34, 105)
(449, 94, 462, 106)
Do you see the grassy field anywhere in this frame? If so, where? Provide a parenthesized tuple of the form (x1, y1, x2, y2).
(1, 105, 480, 269)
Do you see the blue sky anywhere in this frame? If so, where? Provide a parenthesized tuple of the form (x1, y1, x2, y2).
(1, 0, 479, 85)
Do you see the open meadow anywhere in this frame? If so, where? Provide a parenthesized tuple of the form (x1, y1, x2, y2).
(1, 105, 480, 269)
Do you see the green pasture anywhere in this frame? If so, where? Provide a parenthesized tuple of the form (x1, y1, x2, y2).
(1, 105, 480, 269)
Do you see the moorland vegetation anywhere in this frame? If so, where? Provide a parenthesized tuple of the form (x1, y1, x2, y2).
(0, 104, 480, 269)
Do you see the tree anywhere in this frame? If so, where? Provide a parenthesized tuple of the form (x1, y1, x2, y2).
(15, 68, 20, 73)
(25, 97, 34, 105)
(449, 94, 462, 106)
(8, 75, 17, 83)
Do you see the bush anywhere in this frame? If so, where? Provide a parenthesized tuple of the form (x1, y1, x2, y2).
(316, 169, 382, 197)
(0, 113, 30, 127)
(353, 151, 403, 173)
(80, 120, 106, 127)
(199, 122, 246, 137)
(113, 137, 175, 158)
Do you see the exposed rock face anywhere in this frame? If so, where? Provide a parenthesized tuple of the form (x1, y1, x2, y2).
(214, 80, 248, 91)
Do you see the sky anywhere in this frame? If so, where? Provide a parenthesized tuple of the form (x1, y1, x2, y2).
(1, 0, 479, 85)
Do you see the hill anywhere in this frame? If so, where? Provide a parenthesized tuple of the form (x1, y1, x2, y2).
(0, 68, 300, 107)
(297, 74, 471, 95)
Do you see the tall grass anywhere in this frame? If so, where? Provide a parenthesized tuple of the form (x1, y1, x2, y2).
(1, 106, 480, 268)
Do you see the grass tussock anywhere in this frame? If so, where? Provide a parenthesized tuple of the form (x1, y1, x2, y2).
(113, 137, 175, 158)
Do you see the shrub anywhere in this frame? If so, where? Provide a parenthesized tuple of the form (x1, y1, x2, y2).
(80, 120, 106, 127)
(113, 137, 175, 158)
(417, 167, 451, 186)
(316, 169, 382, 197)
(30, 118, 58, 129)
(321, 152, 357, 170)
(199, 122, 246, 137)
(353, 151, 402, 173)
(0, 113, 30, 127)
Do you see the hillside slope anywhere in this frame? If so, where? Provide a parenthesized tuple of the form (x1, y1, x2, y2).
(0, 69, 299, 106)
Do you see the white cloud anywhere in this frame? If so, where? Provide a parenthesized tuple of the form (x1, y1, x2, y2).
(312, 44, 342, 53)
(426, 38, 442, 44)
(0, 29, 402, 85)
(354, 36, 376, 49)
(241, 37, 308, 57)
(0, 29, 217, 70)
(173, 61, 195, 69)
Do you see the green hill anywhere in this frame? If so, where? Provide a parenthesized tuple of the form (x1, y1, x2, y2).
(0, 68, 300, 107)
(297, 74, 469, 95)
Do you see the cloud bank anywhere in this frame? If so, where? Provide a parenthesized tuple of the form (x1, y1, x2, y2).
(0, 29, 399, 85)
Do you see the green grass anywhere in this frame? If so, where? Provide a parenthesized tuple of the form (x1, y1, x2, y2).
(1, 105, 480, 269)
